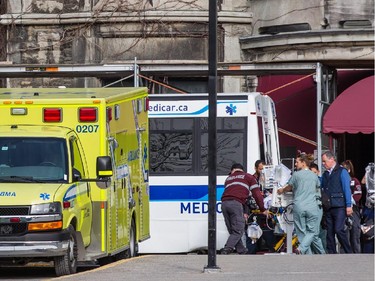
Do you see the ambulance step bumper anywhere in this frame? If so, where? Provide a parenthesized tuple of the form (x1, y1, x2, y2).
(0, 241, 69, 257)
(0, 229, 70, 257)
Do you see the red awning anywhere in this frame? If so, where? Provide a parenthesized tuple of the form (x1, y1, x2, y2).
(323, 75, 374, 134)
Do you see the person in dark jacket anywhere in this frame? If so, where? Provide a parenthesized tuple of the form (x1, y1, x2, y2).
(321, 151, 353, 253)
(246, 159, 276, 254)
(341, 159, 362, 253)
(220, 163, 268, 254)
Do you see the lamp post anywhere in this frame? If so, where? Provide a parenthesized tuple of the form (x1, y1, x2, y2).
(204, 0, 220, 272)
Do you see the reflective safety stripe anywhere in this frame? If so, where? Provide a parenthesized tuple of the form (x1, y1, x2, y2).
(99, 171, 112, 176)
(226, 181, 249, 191)
(249, 184, 259, 191)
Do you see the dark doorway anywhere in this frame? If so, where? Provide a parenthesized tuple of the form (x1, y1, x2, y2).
(338, 133, 374, 180)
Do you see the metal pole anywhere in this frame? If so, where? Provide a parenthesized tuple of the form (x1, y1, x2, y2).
(316, 63, 322, 171)
(204, 0, 220, 272)
(134, 57, 139, 87)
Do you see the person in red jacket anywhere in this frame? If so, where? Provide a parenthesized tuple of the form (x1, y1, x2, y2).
(220, 163, 268, 254)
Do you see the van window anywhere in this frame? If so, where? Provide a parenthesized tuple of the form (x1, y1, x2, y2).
(149, 117, 247, 176)
(0, 137, 67, 182)
(70, 138, 85, 179)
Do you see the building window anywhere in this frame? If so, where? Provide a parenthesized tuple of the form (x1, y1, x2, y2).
(259, 23, 311, 35)
(339, 20, 372, 29)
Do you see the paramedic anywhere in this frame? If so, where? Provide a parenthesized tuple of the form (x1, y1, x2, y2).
(220, 163, 268, 255)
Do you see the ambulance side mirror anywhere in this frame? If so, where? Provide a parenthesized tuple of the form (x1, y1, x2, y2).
(96, 156, 113, 179)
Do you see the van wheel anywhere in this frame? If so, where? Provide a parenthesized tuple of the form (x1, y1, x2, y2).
(54, 225, 78, 276)
(127, 220, 138, 258)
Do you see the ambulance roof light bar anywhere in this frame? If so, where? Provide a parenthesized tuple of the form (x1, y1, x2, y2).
(43, 108, 62, 122)
(79, 107, 97, 122)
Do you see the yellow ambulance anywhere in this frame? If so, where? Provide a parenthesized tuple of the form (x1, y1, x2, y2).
(0, 88, 150, 276)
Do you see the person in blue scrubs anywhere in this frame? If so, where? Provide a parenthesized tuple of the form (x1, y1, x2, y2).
(309, 163, 327, 253)
(278, 153, 325, 254)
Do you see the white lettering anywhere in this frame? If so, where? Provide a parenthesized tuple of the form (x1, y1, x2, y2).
(227, 175, 245, 181)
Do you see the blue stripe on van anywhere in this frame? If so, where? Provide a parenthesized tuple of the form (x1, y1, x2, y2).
(149, 185, 225, 201)
(149, 101, 247, 117)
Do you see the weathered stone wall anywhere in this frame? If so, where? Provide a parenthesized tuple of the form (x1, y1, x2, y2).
(250, 0, 374, 35)
(98, 22, 210, 61)
(2, 0, 251, 90)
(8, 26, 69, 64)
(250, 0, 323, 35)
(9, 77, 87, 88)
(240, 0, 374, 66)
(8, 0, 87, 13)
(325, 0, 374, 28)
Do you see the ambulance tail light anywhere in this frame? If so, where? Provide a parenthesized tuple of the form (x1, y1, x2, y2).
(145, 97, 149, 111)
(107, 107, 112, 122)
(43, 108, 62, 122)
(79, 107, 97, 122)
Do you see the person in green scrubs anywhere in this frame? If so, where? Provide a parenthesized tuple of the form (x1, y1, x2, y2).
(278, 153, 325, 254)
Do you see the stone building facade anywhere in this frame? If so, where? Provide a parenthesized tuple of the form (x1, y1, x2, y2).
(0, 0, 373, 90)
(0, 0, 251, 90)
(0, 0, 373, 174)
(241, 0, 374, 68)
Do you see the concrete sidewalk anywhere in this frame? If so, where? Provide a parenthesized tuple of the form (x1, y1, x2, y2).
(52, 254, 374, 281)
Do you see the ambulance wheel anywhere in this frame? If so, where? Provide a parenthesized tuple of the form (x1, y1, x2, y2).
(54, 225, 78, 276)
(128, 220, 138, 258)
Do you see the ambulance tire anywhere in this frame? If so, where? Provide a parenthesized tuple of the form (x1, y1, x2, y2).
(54, 225, 78, 276)
(128, 219, 138, 258)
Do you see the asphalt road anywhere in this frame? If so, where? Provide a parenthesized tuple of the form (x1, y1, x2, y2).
(1, 253, 373, 281)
